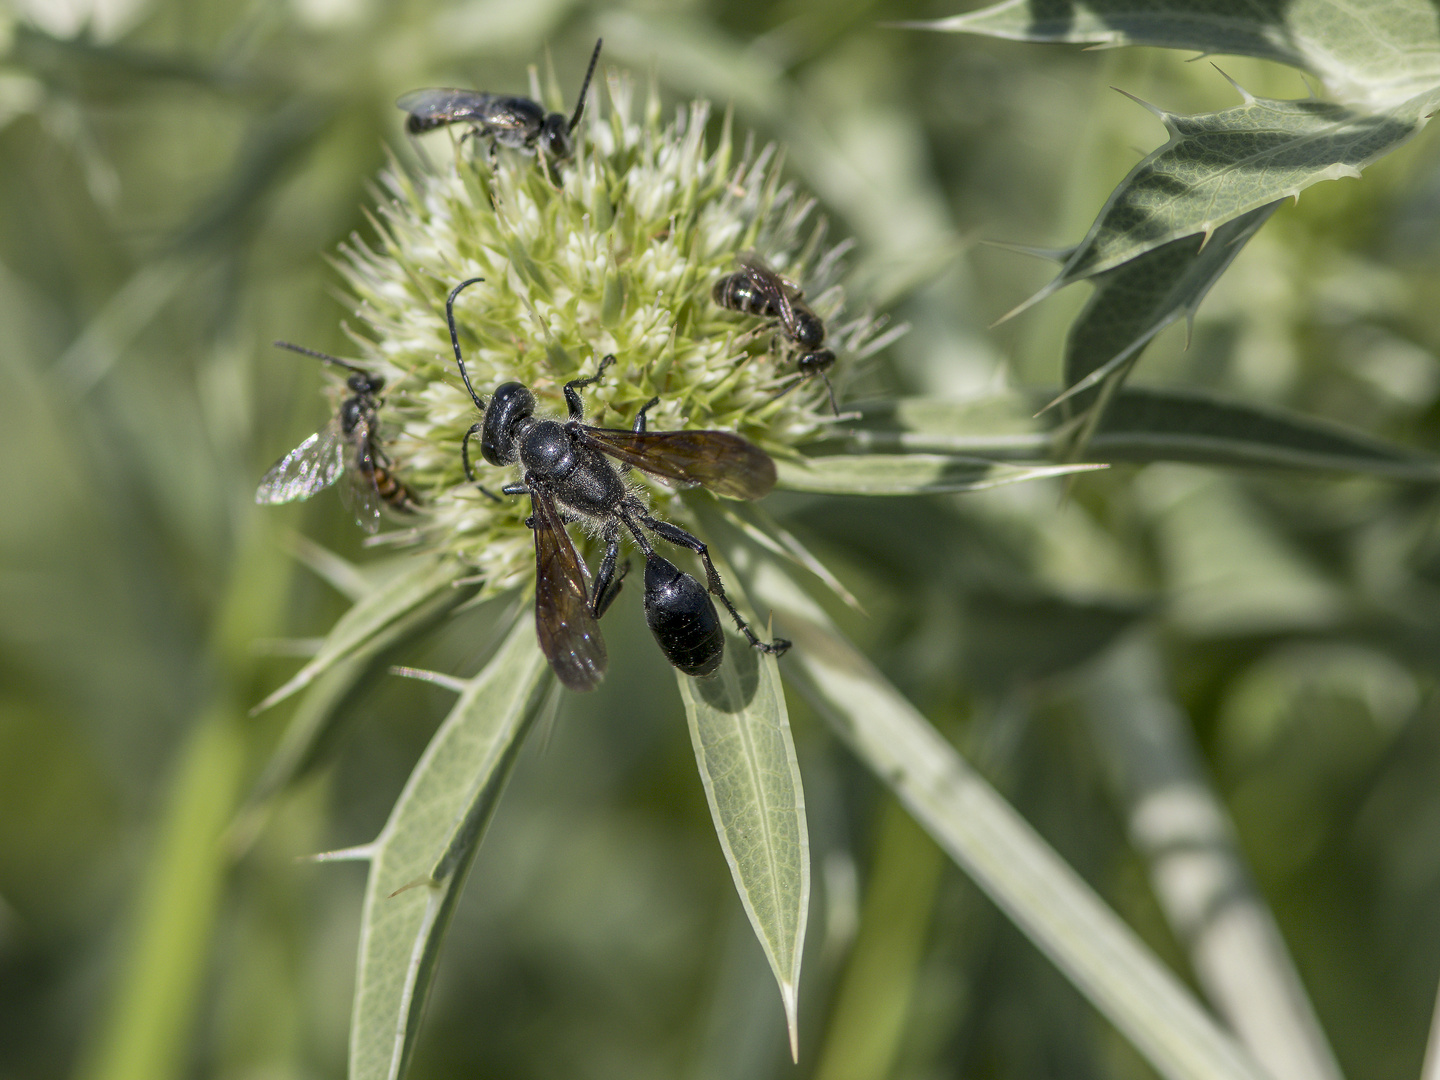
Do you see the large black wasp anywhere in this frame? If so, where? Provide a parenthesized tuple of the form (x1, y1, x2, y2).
(712, 252, 840, 414)
(255, 342, 419, 534)
(446, 278, 789, 691)
(397, 38, 602, 162)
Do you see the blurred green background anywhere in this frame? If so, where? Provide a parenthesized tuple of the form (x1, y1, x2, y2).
(6, 0, 1440, 1078)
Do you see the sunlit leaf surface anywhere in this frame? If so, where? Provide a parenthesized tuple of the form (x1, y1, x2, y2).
(777, 454, 1104, 494)
(678, 628, 808, 1060)
(349, 615, 550, 1080)
(1018, 89, 1440, 296)
(1060, 202, 1280, 401)
(911, 0, 1440, 107)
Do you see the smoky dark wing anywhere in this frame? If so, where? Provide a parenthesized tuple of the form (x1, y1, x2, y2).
(530, 488, 607, 691)
(335, 420, 383, 534)
(738, 253, 798, 331)
(581, 427, 777, 501)
(395, 88, 501, 125)
(255, 421, 346, 504)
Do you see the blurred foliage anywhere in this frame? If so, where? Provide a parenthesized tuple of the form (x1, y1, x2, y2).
(6, 0, 1440, 1079)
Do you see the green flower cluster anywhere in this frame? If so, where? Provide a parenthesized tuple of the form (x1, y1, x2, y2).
(330, 74, 868, 593)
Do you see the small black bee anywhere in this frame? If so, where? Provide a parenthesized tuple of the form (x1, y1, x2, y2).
(445, 277, 789, 691)
(397, 38, 602, 161)
(713, 253, 840, 414)
(255, 342, 418, 534)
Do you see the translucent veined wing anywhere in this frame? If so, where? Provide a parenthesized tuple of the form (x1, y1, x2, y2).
(255, 421, 346, 505)
(335, 417, 384, 534)
(579, 427, 777, 501)
(738, 252, 798, 330)
(395, 89, 501, 129)
(530, 486, 606, 692)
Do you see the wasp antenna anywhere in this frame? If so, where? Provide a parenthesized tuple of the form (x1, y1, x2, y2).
(446, 278, 488, 411)
(569, 38, 603, 133)
(272, 340, 367, 374)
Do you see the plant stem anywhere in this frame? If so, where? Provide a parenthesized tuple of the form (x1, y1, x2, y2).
(1076, 633, 1344, 1080)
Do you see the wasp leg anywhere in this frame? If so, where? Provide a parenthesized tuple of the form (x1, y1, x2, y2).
(563, 354, 618, 419)
(632, 395, 661, 434)
(461, 422, 502, 502)
(590, 524, 630, 618)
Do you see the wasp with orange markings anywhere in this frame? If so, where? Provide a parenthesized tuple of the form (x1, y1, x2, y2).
(254, 343, 419, 534)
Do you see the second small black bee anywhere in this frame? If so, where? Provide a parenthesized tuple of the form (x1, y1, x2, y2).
(397, 38, 602, 161)
(445, 277, 789, 691)
(713, 253, 840, 414)
(255, 343, 419, 534)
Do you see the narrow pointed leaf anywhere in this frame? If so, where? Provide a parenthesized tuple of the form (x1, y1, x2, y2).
(777, 454, 1104, 495)
(1029, 88, 1440, 293)
(847, 390, 1440, 478)
(678, 624, 809, 1060)
(252, 555, 465, 714)
(1086, 387, 1440, 477)
(349, 614, 551, 1080)
(737, 551, 1269, 1080)
(1062, 202, 1280, 394)
(843, 395, 1050, 457)
(908, 0, 1440, 108)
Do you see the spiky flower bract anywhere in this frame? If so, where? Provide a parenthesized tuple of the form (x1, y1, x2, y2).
(332, 73, 872, 595)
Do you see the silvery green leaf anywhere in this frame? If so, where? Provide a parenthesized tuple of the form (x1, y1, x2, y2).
(1011, 86, 1440, 308)
(1058, 202, 1280, 405)
(905, 0, 1440, 108)
(347, 615, 551, 1080)
(777, 454, 1104, 495)
(678, 626, 808, 1061)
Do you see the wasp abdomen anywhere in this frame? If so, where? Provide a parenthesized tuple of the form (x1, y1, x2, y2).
(643, 554, 723, 677)
(712, 273, 775, 319)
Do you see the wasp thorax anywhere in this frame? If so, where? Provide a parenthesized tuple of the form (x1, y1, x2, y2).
(516, 419, 577, 478)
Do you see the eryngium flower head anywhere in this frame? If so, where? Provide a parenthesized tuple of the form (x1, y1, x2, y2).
(334, 73, 879, 594)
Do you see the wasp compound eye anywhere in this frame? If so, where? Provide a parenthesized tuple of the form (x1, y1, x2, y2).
(480, 382, 536, 466)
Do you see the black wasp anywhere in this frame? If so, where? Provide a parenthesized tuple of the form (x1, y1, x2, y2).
(446, 277, 789, 692)
(713, 253, 840, 414)
(397, 38, 602, 161)
(255, 343, 419, 534)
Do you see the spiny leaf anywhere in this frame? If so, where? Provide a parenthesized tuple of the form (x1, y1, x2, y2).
(678, 622, 809, 1062)
(906, 0, 1440, 108)
(251, 556, 465, 714)
(776, 453, 1104, 495)
(349, 614, 551, 1080)
(735, 549, 1270, 1080)
(1059, 202, 1280, 402)
(1012, 86, 1440, 306)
